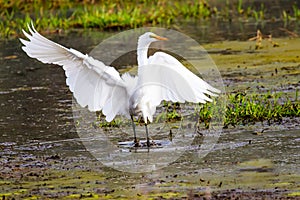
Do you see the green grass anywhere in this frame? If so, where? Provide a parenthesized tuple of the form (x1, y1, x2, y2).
(223, 91, 299, 128)
(283, 4, 300, 21)
(95, 90, 299, 129)
(198, 91, 299, 129)
(0, 0, 212, 38)
(0, 0, 299, 38)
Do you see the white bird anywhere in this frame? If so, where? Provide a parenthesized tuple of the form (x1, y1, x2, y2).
(20, 24, 220, 147)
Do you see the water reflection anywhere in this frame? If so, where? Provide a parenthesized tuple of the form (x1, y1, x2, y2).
(179, 19, 299, 43)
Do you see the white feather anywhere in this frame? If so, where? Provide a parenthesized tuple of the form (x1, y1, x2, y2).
(20, 26, 220, 124)
(20, 24, 132, 119)
(134, 51, 220, 122)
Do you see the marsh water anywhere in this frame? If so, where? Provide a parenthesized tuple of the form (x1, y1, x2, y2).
(0, 19, 299, 198)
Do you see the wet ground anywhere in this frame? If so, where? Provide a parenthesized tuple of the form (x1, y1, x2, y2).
(0, 19, 299, 199)
(0, 128, 299, 199)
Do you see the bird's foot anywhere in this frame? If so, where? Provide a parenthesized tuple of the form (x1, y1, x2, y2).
(133, 138, 155, 148)
(134, 138, 140, 147)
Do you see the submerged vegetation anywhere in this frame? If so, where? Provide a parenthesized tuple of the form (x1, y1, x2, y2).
(1, 0, 300, 38)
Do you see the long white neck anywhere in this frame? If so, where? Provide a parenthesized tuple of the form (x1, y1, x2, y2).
(137, 38, 151, 67)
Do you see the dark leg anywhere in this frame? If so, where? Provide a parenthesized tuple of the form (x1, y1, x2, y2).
(145, 124, 150, 147)
(131, 115, 138, 146)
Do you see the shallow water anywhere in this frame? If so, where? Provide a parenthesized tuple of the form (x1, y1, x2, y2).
(0, 127, 299, 198)
(0, 19, 299, 198)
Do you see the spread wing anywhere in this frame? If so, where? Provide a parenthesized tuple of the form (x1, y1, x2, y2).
(20, 24, 132, 121)
(137, 52, 220, 110)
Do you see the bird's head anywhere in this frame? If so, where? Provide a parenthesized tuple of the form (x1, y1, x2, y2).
(138, 32, 168, 47)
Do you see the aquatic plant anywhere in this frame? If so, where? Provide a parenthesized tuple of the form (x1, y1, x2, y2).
(95, 90, 299, 129)
(283, 4, 300, 21)
(192, 90, 299, 129)
(1, 0, 299, 38)
(252, 3, 265, 21)
(95, 112, 123, 128)
(292, 4, 300, 19)
(223, 91, 299, 128)
(155, 102, 182, 123)
(175, 1, 213, 19)
(0, 0, 215, 38)
(237, 0, 244, 14)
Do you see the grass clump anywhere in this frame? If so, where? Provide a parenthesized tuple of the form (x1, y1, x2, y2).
(95, 112, 123, 128)
(223, 91, 299, 128)
(155, 102, 182, 123)
(194, 91, 299, 129)
(1, 0, 299, 38)
(95, 90, 299, 129)
(173, 90, 299, 129)
(0, 0, 213, 38)
(283, 4, 300, 21)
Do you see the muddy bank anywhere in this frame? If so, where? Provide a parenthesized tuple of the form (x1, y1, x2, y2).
(0, 129, 299, 199)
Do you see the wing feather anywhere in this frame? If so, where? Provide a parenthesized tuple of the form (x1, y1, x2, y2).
(138, 51, 220, 110)
(20, 23, 132, 121)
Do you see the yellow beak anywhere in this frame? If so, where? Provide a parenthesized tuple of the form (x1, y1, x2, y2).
(151, 34, 168, 41)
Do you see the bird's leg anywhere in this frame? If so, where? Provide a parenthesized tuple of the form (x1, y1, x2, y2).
(145, 124, 150, 147)
(131, 115, 139, 146)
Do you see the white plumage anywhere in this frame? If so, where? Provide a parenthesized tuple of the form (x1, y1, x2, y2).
(20, 24, 220, 146)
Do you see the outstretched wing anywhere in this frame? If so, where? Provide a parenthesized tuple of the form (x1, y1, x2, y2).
(137, 51, 220, 111)
(20, 24, 132, 121)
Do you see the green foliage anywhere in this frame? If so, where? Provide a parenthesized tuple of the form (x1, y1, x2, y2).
(155, 102, 182, 123)
(95, 112, 123, 128)
(229, 0, 266, 21)
(175, 1, 213, 19)
(252, 3, 265, 21)
(196, 103, 213, 129)
(1, 0, 298, 38)
(95, 90, 299, 129)
(292, 4, 300, 19)
(283, 4, 300, 21)
(0, 0, 215, 38)
(193, 91, 299, 129)
(223, 91, 299, 128)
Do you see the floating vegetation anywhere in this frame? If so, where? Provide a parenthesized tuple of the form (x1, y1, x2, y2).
(0, 0, 299, 38)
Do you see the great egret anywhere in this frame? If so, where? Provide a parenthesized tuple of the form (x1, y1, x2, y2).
(20, 24, 220, 147)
